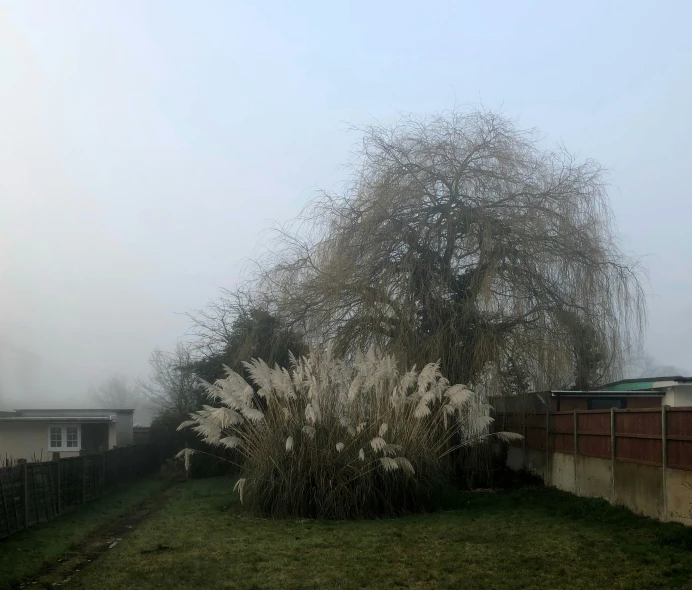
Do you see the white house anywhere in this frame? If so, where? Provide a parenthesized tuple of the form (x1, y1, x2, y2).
(0, 408, 134, 461)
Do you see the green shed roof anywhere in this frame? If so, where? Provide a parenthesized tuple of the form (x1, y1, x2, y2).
(602, 380, 656, 392)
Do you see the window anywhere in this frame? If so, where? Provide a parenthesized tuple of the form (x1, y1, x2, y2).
(66, 426, 79, 448)
(49, 426, 62, 449)
(48, 425, 81, 451)
(588, 398, 626, 410)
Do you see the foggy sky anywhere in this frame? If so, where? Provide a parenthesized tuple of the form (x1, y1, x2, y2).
(1, 1, 691, 408)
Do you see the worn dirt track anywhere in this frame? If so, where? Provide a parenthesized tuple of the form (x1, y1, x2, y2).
(14, 483, 177, 589)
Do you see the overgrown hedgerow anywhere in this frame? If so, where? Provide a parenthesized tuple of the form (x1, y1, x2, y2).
(178, 347, 519, 519)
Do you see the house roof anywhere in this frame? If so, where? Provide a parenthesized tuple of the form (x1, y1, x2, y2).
(0, 416, 115, 423)
(12, 408, 135, 413)
(551, 390, 665, 398)
(597, 377, 692, 392)
(0, 408, 133, 422)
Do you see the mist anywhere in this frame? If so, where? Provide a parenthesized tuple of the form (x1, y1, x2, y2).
(1, 1, 691, 419)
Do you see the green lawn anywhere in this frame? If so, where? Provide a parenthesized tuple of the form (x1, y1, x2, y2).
(67, 477, 692, 590)
(0, 477, 168, 588)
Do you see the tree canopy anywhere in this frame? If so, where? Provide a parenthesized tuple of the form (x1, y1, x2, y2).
(257, 109, 646, 390)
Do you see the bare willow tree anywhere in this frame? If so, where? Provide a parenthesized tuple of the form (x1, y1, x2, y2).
(258, 109, 646, 391)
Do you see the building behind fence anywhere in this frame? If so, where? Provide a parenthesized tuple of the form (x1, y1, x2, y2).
(497, 404, 692, 526)
(0, 444, 162, 539)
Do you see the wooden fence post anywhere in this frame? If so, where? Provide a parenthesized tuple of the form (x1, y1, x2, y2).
(0, 470, 12, 534)
(30, 465, 41, 522)
(545, 404, 551, 483)
(10, 468, 21, 529)
(82, 454, 87, 505)
(56, 458, 61, 515)
(115, 447, 119, 485)
(662, 405, 668, 521)
(610, 408, 616, 504)
(21, 460, 28, 529)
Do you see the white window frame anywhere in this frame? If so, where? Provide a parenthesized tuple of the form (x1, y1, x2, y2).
(48, 424, 81, 452)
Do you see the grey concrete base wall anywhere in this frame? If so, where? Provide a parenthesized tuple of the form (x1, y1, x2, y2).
(507, 447, 692, 526)
(614, 461, 663, 520)
(577, 455, 613, 501)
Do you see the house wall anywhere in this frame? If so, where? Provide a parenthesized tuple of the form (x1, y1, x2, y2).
(0, 420, 123, 461)
(663, 385, 692, 408)
(550, 398, 587, 411)
(115, 412, 134, 446)
(549, 396, 662, 411)
(627, 397, 662, 408)
(0, 422, 80, 461)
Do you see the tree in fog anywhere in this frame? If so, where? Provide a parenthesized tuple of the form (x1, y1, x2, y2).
(186, 291, 307, 385)
(259, 109, 646, 391)
(140, 343, 201, 416)
(91, 374, 142, 408)
(90, 374, 156, 424)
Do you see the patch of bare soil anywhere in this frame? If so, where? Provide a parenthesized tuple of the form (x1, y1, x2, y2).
(14, 482, 177, 589)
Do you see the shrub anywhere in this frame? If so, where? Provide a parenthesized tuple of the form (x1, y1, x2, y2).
(178, 348, 519, 518)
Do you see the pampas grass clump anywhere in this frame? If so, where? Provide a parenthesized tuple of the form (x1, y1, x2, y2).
(178, 348, 518, 519)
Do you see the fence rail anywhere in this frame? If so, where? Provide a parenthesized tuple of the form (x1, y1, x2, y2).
(0, 445, 162, 539)
(496, 405, 692, 471)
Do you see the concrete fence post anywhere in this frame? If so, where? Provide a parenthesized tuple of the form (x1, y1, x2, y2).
(662, 405, 668, 521)
(574, 410, 578, 494)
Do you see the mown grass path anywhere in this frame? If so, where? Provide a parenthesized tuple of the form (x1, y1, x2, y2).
(0, 478, 170, 589)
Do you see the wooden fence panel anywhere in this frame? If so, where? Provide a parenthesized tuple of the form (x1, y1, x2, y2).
(615, 410, 662, 466)
(668, 408, 692, 471)
(496, 406, 692, 470)
(25, 464, 39, 527)
(616, 436, 662, 466)
(617, 410, 662, 436)
(551, 413, 573, 454)
(578, 411, 611, 459)
(524, 413, 546, 451)
(0, 445, 162, 540)
(0, 467, 21, 537)
(60, 457, 83, 511)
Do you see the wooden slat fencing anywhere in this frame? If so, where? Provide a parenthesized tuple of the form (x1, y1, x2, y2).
(497, 406, 692, 471)
(0, 445, 162, 539)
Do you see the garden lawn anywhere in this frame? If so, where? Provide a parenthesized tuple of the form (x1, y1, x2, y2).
(0, 477, 168, 588)
(68, 477, 692, 590)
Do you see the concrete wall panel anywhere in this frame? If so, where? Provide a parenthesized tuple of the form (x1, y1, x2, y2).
(577, 455, 612, 501)
(613, 461, 663, 519)
(666, 468, 692, 525)
(550, 452, 575, 493)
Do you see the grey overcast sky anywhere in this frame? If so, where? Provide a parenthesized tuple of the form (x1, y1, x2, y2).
(1, 0, 691, 406)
